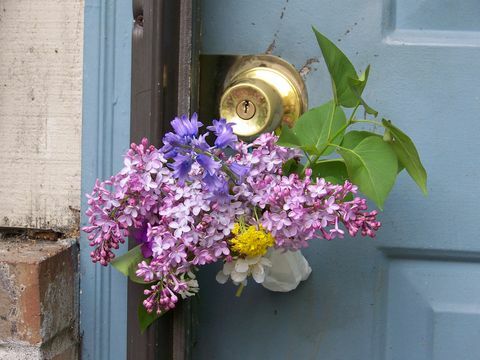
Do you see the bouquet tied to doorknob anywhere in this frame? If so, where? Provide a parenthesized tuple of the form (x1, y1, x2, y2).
(83, 27, 427, 331)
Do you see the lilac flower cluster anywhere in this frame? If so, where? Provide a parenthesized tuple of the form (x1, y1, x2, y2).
(161, 114, 248, 195)
(232, 133, 381, 250)
(83, 113, 380, 315)
(83, 139, 163, 265)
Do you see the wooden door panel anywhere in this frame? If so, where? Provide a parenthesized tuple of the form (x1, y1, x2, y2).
(195, 0, 480, 359)
(384, 256, 480, 360)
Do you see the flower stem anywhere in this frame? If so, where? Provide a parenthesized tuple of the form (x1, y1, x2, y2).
(235, 283, 245, 297)
(300, 103, 361, 176)
(253, 207, 260, 224)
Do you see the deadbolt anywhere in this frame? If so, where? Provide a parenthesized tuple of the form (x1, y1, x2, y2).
(219, 55, 307, 139)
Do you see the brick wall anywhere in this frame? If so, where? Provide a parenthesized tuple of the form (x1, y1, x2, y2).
(0, 239, 78, 359)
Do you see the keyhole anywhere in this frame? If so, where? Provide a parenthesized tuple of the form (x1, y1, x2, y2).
(236, 99, 256, 120)
(243, 100, 250, 114)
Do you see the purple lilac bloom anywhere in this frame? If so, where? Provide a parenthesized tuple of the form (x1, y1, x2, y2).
(231, 132, 380, 249)
(131, 221, 152, 257)
(83, 117, 381, 316)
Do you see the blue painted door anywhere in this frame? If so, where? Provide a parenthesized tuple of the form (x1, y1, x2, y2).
(194, 1, 480, 359)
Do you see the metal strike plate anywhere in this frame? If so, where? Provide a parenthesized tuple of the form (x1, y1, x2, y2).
(198, 55, 308, 140)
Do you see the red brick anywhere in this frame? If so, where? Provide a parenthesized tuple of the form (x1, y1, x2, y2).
(0, 238, 78, 359)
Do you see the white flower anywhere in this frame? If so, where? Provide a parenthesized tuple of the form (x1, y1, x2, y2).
(178, 272, 200, 299)
(215, 256, 272, 286)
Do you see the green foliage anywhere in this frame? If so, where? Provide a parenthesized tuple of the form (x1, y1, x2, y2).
(310, 159, 348, 185)
(382, 119, 428, 194)
(279, 28, 428, 209)
(337, 136, 397, 209)
(348, 66, 378, 116)
(341, 130, 381, 149)
(313, 26, 373, 113)
(111, 245, 150, 284)
(313, 27, 359, 107)
(282, 158, 302, 176)
(138, 303, 161, 333)
(112, 247, 163, 332)
(277, 100, 346, 155)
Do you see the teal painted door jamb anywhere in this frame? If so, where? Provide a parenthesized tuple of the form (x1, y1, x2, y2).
(81, 1, 132, 359)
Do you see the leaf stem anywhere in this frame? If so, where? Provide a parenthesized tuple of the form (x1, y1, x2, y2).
(351, 119, 384, 127)
(315, 158, 344, 164)
(253, 207, 260, 225)
(328, 143, 348, 151)
(348, 104, 360, 124)
(302, 149, 312, 164)
(301, 108, 359, 174)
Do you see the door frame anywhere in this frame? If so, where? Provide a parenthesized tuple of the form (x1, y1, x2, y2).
(129, 0, 199, 359)
(80, 1, 132, 359)
(81, 0, 198, 358)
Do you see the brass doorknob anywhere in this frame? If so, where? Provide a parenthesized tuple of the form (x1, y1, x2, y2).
(219, 55, 308, 140)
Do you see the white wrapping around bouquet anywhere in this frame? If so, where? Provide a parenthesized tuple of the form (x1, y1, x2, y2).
(262, 248, 312, 292)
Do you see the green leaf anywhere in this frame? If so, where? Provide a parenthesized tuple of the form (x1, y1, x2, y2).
(277, 100, 346, 156)
(111, 245, 149, 284)
(276, 123, 302, 148)
(313, 27, 361, 108)
(396, 159, 405, 174)
(341, 130, 381, 149)
(310, 159, 349, 185)
(381, 119, 428, 195)
(344, 131, 404, 174)
(138, 303, 161, 333)
(337, 136, 398, 209)
(348, 66, 378, 116)
(282, 158, 302, 176)
(382, 130, 404, 173)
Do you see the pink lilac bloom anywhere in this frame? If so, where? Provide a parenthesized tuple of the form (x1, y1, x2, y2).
(83, 114, 380, 316)
(232, 132, 381, 249)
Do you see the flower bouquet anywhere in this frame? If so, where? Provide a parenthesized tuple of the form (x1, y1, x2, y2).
(83, 28, 427, 330)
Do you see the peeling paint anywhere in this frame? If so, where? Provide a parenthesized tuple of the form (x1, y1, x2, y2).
(265, 0, 290, 54)
(298, 57, 319, 78)
(265, 39, 276, 54)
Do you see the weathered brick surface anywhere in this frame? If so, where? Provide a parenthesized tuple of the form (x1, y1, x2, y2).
(0, 238, 78, 359)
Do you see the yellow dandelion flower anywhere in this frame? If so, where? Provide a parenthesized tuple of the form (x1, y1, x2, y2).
(232, 223, 241, 236)
(230, 223, 275, 257)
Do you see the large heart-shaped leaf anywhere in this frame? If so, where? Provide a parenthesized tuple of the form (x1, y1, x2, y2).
(111, 245, 149, 284)
(341, 130, 381, 149)
(382, 119, 428, 195)
(276, 123, 301, 148)
(277, 100, 346, 156)
(337, 136, 398, 209)
(310, 159, 349, 185)
(313, 27, 361, 108)
(344, 130, 404, 174)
